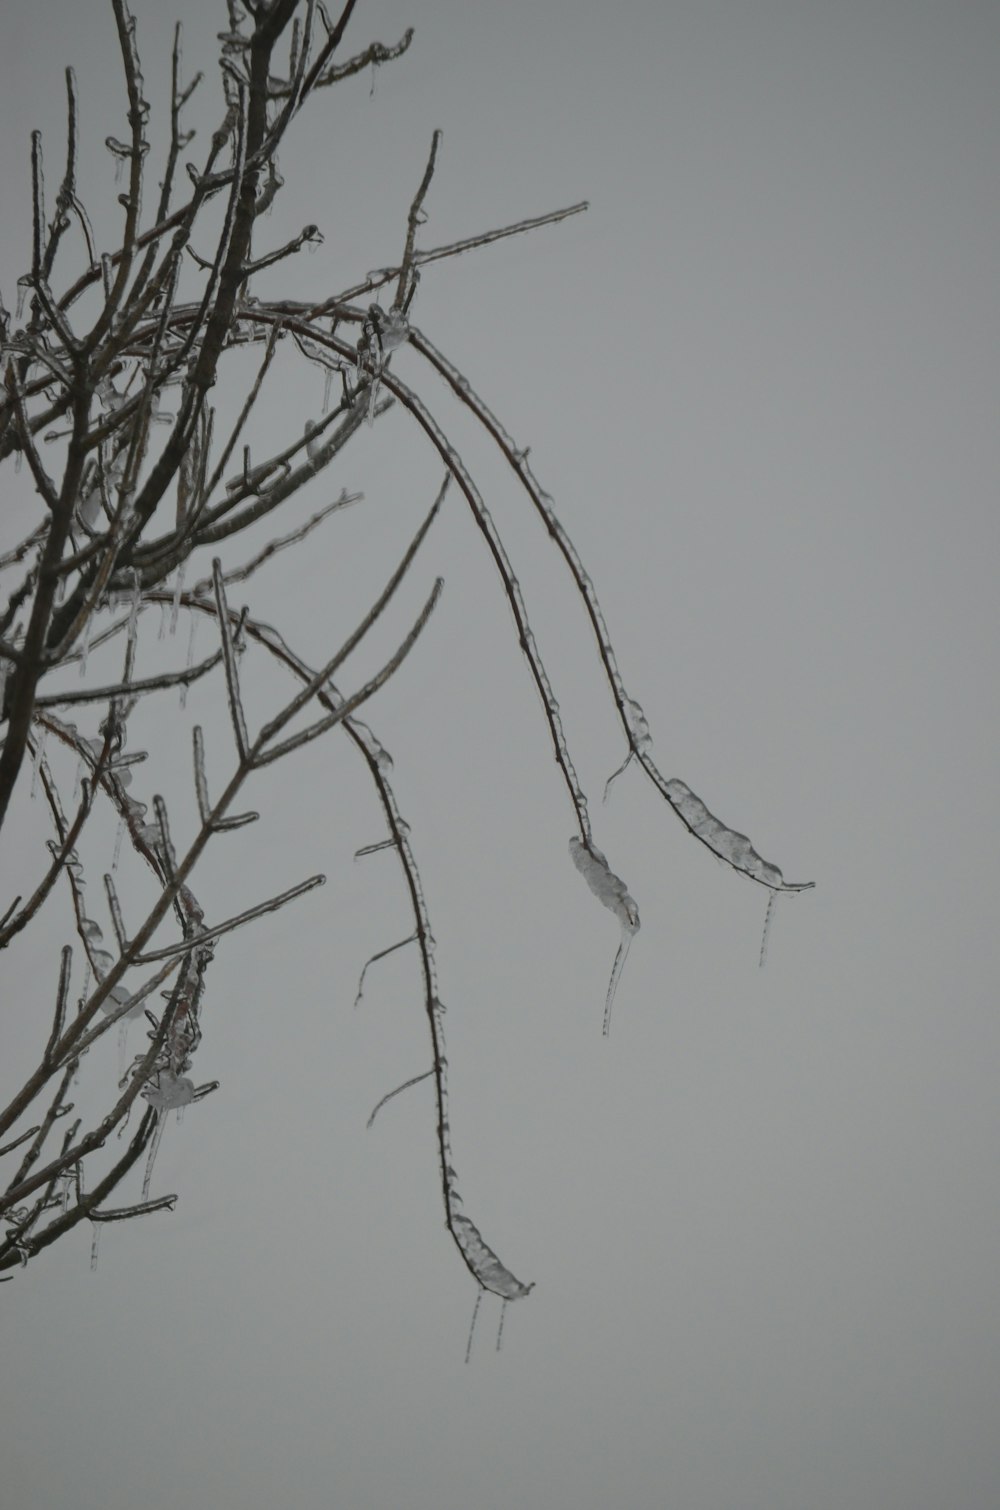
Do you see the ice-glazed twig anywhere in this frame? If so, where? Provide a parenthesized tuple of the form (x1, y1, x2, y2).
(43, 947, 73, 1067)
(211, 560, 249, 759)
(452, 1214, 534, 1301)
(35, 638, 221, 709)
(152, 794, 177, 879)
(465, 1286, 482, 1365)
(217, 489, 360, 586)
(178, 586, 534, 1303)
(89, 1193, 176, 1222)
(569, 837, 641, 1037)
(409, 327, 814, 895)
(202, 318, 283, 502)
(366, 1067, 433, 1129)
(254, 578, 442, 766)
(354, 933, 417, 1007)
(254, 476, 446, 756)
(395, 128, 441, 312)
(103, 873, 128, 951)
(137, 874, 324, 963)
(663, 779, 804, 892)
(352, 358, 593, 844)
(191, 724, 211, 823)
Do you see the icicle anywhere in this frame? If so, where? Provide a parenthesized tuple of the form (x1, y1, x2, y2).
(601, 932, 634, 1038)
(89, 1222, 101, 1271)
(496, 1298, 508, 1353)
(759, 890, 777, 969)
(156, 598, 169, 640)
(465, 1287, 482, 1365)
(78, 611, 93, 677)
(112, 811, 126, 870)
(170, 562, 185, 635)
(323, 366, 334, 413)
(568, 837, 640, 1036)
(141, 1114, 166, 1202)
(305, 419, 322, 462)
(16, 279, 29, 322)
(180, 613, 198, 709)
(354, 838, 394, 860)
(117, 1019, 130, 1080)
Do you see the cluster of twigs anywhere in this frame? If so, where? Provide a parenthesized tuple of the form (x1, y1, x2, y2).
(0, 0, 810, 1303)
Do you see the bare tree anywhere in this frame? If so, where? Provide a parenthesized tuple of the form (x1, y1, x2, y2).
(0, 0, 812, 1310)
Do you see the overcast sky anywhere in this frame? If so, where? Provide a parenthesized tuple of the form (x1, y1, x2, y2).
(2, 2, 999, 1508)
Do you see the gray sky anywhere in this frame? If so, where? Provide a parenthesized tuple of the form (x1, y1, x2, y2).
(2, 2, 999, 1508)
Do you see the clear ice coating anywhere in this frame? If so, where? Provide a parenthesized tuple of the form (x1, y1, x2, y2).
(569, 837, 640, 1036)
(568, 837, 640, 933)
(451, 1213, 534, 1301)
(663, 778, 785, 888)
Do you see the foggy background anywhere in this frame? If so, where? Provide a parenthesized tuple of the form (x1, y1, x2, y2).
(1, 2, 998, 1507)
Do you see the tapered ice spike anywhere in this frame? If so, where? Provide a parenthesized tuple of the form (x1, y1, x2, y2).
(451, 1213, 533, 1300)
(180, 614, 197, 709)
(465, 1287, 482, 1365)
(759, 890, 777, 968)
(170, 562, 185, 635)
(496, 1298, 508, 1353)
